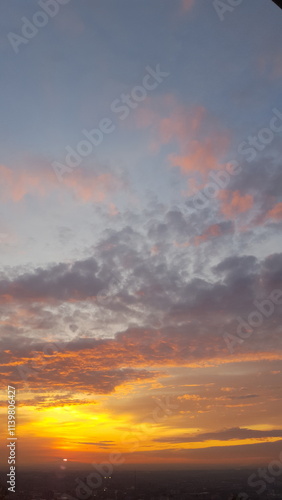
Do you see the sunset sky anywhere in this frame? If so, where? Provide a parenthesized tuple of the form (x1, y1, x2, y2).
(0, 0, 282, 469)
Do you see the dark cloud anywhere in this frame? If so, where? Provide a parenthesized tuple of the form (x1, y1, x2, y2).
(154, 427, 282, 443)
(75, 441, 115, 448)
(0, 258, 104, 302)
(0, 203, 282, 401)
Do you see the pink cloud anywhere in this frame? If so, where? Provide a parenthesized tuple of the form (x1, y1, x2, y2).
(0, 161, 124, 204)
(134, 97, 231, 181)
(169, 134, 229, 177)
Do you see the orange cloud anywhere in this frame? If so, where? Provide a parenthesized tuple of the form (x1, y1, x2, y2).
(218, 190, 254, 218)
(265, 202, 282, 221)
(2, 331, 282, 399)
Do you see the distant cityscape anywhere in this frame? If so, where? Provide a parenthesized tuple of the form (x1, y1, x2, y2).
(1, 469, 282, 500)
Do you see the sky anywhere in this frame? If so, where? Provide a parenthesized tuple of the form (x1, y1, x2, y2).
(0, 0, 282, 470)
